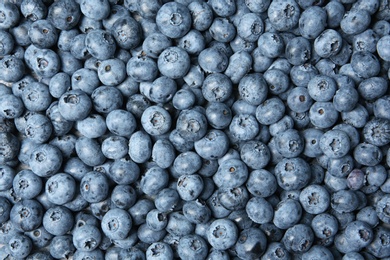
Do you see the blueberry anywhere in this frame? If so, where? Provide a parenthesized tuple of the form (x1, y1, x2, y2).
(177, 174, 203, 201)
(106, 109, 136, 138)
(274, 129, 304, 158)
(256, 97, 285, 125)
(29, 143, 62, 177)
(352, 29, 379, 53)
(331, 189, 359, 214)
(150, 139, 175, 169)
(56, 29, 79, 53)
(0, 94, 24, 120)
(302, 245, 334, 260)
(209, 0, 236, 17)
(235, 227, 267, 259)
(363, 118, 390, 146)
(373, 20, 390, 36)
(204, 102, 231, 130)
(251, 48, 274, 73)
(176, 29, 205, 56)
(25, 114, 52, 144)
(0, 3, 20, 30)
(91, 86, 123, 114)
(49, 235, 75, 259)
(299, 184, 330, 214)
(212, 158, 248, 189)
(80, 171, 109, 203)
(351, 51, 381, 79)
(126, 54, 158, 82)
(318, 129, 351, 159)
(261, 242, 290, 260)
(45, 173, 76, 205)
(27, 251, 53, 260)
(172, 151, 201, 176)
(95, 59, 125, 87)
(358, 77, 388, 102)
(176, 108, 208, 142)
(340, 9, 371, 35)
(225, 50, 253, 84)
(267, 70, 292, 97)
(343, 220, 374, 252)
(0, 30, 14, 57)
(273, 198, 302, 229)
(313, 29, 343, 59)
(10, 199, 43, 232)
(299, 6, 327, 39)
(198, 47, 228, 73)
(0, 196, 11, 223)
(28, 19, 58, 49)
(22, 83, 52, 114)
(267, 0, 300, 31)
(290, 63, 319, 88)
(128, 130, 152, 164)
(12, 169, 42, 200)
(146, 242, 173, 260)
(333, 86, 359, 113)
(366, 226, 390, 258)
(0, 219, 19, 245)
(140, 166, 169, 196)
(207, 218, 238, 251)
(7, 234, 33, 258)
(147, 76, 177, 104)
(187, 1, 213, 31)
(17, 138, 39, 166)
(75, 137, 105, 167)
(42, 205, 74, 236)
(311, 213, 339, 241)
(202, 73, 233, 103)
(101, 136, 128, 160)
(156, 2, 191, 39)
(353, 142, 383, 166)
(109, 16, 141, 51)
(206, 249, 230, 260)
(309, 101, 339, 129)
(28, 48, 60, 78)
(285, 36, 311, 66)
(85, 29, 116, 60)
(243, 73, 273, 105)
(142, 33, 172, 59)
(287, 86, 313, 113)
(229, 114, 259, 142)
(240, 141, 271, 170)
(177, 234, 208, 260)
(182, 199, 211, 225)
(374, 95, 390, 120)
(341, 103, 369, 128)
(100, 208, 132, 241)
(75, 114, 105, 139)
(9, 19, 32, 48)
(48, 73, 70, 101)
(58, 89, 92, 122)
(72, 224, 102, 252)
(141, 105, 172, 136)
(216, 185, 248, 211)
(48, 0, 80, 30)
(68, 34, 90, 61)
(165, 211, 194, 237)
(274, 157, 311, 191)
(282, 224, 314, 253)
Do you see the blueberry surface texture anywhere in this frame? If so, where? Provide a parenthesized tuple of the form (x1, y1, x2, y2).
(2, 0, 390, 259)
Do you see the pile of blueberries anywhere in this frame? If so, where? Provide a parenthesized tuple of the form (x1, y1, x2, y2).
(2, 0, 390, 259)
